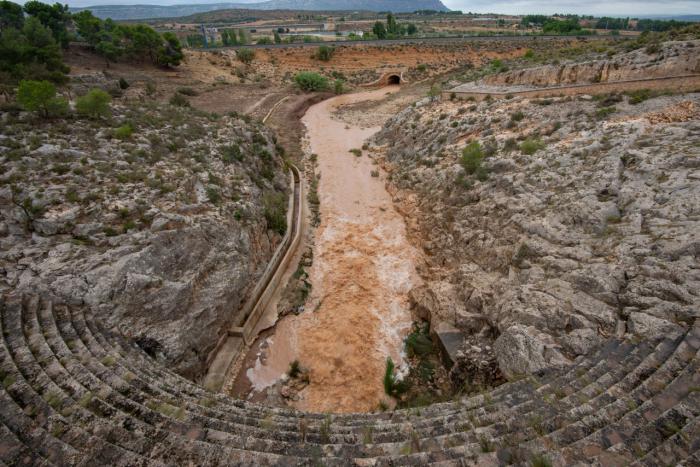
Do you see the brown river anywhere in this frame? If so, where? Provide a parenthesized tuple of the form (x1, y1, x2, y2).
(245, 87, 421, 413)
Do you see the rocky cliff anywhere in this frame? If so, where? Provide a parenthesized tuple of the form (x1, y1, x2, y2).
(374, 46, 699, 379)
(484, 40, 700, 88)
(0, 101, 289, 380)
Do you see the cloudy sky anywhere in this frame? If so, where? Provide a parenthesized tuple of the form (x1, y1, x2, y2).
(443, 0, 700, 16)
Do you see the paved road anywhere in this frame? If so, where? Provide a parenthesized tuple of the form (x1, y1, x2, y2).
(201, 34, 625, 51)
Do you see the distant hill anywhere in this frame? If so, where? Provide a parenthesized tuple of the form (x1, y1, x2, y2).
(71, 0, 450, 20)
(636, 15, 700, 21)
(70, 3, 251, 20)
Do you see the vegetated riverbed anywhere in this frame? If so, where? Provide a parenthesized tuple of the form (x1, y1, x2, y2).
(235, 86, 422, 413)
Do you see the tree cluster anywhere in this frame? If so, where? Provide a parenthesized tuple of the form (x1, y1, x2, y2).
(635, 18, 694, 32)
(372, 13, 418, 40)
(521, 15, 587, 35)
(520, 15, 550, 27)
(73, 10, 182, 67)
(0, 0, 184, 85)
(221, 28, 247, 46)
(294, 71, 328, 92)
(542, 18, 583, 34)
(0, 0, 71, 83)
(595, 17, 630, 30)
(16, 79, 112, 120)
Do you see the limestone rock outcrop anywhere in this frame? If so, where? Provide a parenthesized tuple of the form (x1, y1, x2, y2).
(0, 102, 289, 379)
(484, 40, 700, 87)
(375, 44, 699, 380)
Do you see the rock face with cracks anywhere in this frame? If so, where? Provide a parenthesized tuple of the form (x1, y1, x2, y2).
(375, 43, 699, 379)
(484, 40, 700, 88)
(0, 102, 288, 380)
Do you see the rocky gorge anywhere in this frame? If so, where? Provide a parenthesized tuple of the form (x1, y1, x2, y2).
(374, 40, 699, 383)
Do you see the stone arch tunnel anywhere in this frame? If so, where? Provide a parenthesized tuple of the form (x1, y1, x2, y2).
(362, 69, 407, 87)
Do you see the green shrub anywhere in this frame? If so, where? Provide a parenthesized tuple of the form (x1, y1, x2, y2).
(510, 110, 525, 121)
(314, 45, 335, 61)
(114, 123, 134, 139)
(427, 84, 442, 98)
(294, 72, 329, 92)
(206, 187, 220, 204)
(65, 187, 80, 203)
(461, 141, 484, 175)
(531, 454, 553, 467)
(123, 220, 136, 231)
(221, 144, 243, 163)
(383, 357, 409, 397)
(157, 32, 184, 67)
(596, 93, 622, 107)
(383, 357, 397, 395)
(208, 172, 222, 185)
(46, 95, 69, 117)
(334, 79, 344, 95)
(288, 360, 301, 378)
(17, 80, 67, 117)
(118, 77, 130, 89)
(645, 42, 660, 54)
(405, 326, 433, 358)
(519, 138, 545, 155)
(490, 59, 508, 73)
(479, 435, 494, 453)
(169, 93, 190, 107)
(52, 163, 70, 175)
(236, 48, 255, 64)
(263, 191, 287, 235)
(626, 89, 652, 104)
(596, 106, 616, 119)
(176, 86, 197, 96)
(76, 88, 111, 119)
(475, 166, 489, 182)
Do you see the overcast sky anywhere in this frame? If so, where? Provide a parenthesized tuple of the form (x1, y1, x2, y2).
(443, 0, 700, 16)
(16, 0, 700, 16)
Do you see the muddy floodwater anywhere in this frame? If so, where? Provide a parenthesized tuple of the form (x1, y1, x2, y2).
(245, 87, 421, 413)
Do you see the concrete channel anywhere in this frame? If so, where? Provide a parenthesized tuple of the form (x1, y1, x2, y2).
(203, 163, 304, 392)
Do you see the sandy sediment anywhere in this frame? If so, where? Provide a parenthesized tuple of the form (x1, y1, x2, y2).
(245, 87, 422, 413)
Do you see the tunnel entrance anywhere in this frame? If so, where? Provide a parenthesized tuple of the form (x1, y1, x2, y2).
(387, 75, 401, 85)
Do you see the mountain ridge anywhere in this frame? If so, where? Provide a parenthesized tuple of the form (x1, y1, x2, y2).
(71, 0, 450, 20)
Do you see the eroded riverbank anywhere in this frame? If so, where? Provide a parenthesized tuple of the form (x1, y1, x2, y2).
(232, 87, 422, 413)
